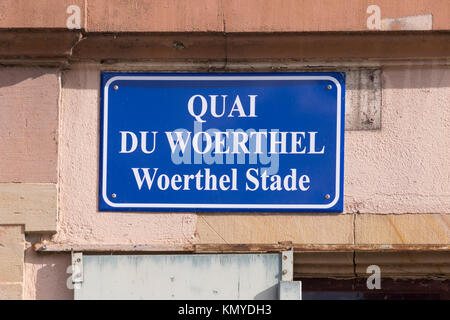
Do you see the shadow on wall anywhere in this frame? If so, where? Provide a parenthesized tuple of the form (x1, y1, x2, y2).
(1, 62, 448, 91)
(24, 242, 73, 300)
(0, 67, 57, 88)
(254, 283, 279, 300)
(60, 65, 450, 91)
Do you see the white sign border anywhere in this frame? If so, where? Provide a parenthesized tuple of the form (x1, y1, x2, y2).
(101, 75, 342, 209)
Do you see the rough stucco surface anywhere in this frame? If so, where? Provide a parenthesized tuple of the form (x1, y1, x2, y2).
(345, 67, 450, 214)
(53, 68, 197, 245)
(23, 248, 71, 300)
(22, 65, 450, 300)
(49, 66, 450, 246)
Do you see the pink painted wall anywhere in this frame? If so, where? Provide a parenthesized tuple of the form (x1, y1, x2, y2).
(24, 247, 71, 300)
(52, 68, 197, 246)
(23, 65, 450, 299)
(2, 0, 448, 301)
(2, 0, 450, 31)
(0, 68, 58, 183)
(48, 66, 450, 246)
(346, 67, 450, 214)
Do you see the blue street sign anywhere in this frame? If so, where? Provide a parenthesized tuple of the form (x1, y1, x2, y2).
(100, 72, 345, 212)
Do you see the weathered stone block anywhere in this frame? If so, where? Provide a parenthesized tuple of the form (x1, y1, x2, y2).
(0, 226, 24, 283)
(0, 67, 59, 183)
(355, 214, 450, 244)
(196, 214, 354, 244)
(0, 183, 57, 233)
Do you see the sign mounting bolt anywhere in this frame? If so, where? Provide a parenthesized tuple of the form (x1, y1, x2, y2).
(324, 194, 331, 200)
(113, 85, 119, 90)
(327, 85, 332, 90)
(111, 193, 117, 198)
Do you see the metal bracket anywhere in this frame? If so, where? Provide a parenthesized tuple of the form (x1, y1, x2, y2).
(279, 281, 302, 300)
(281, 249, 293, 281)
(279, 249, 302, 300)
(71, 252, 83, 286)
